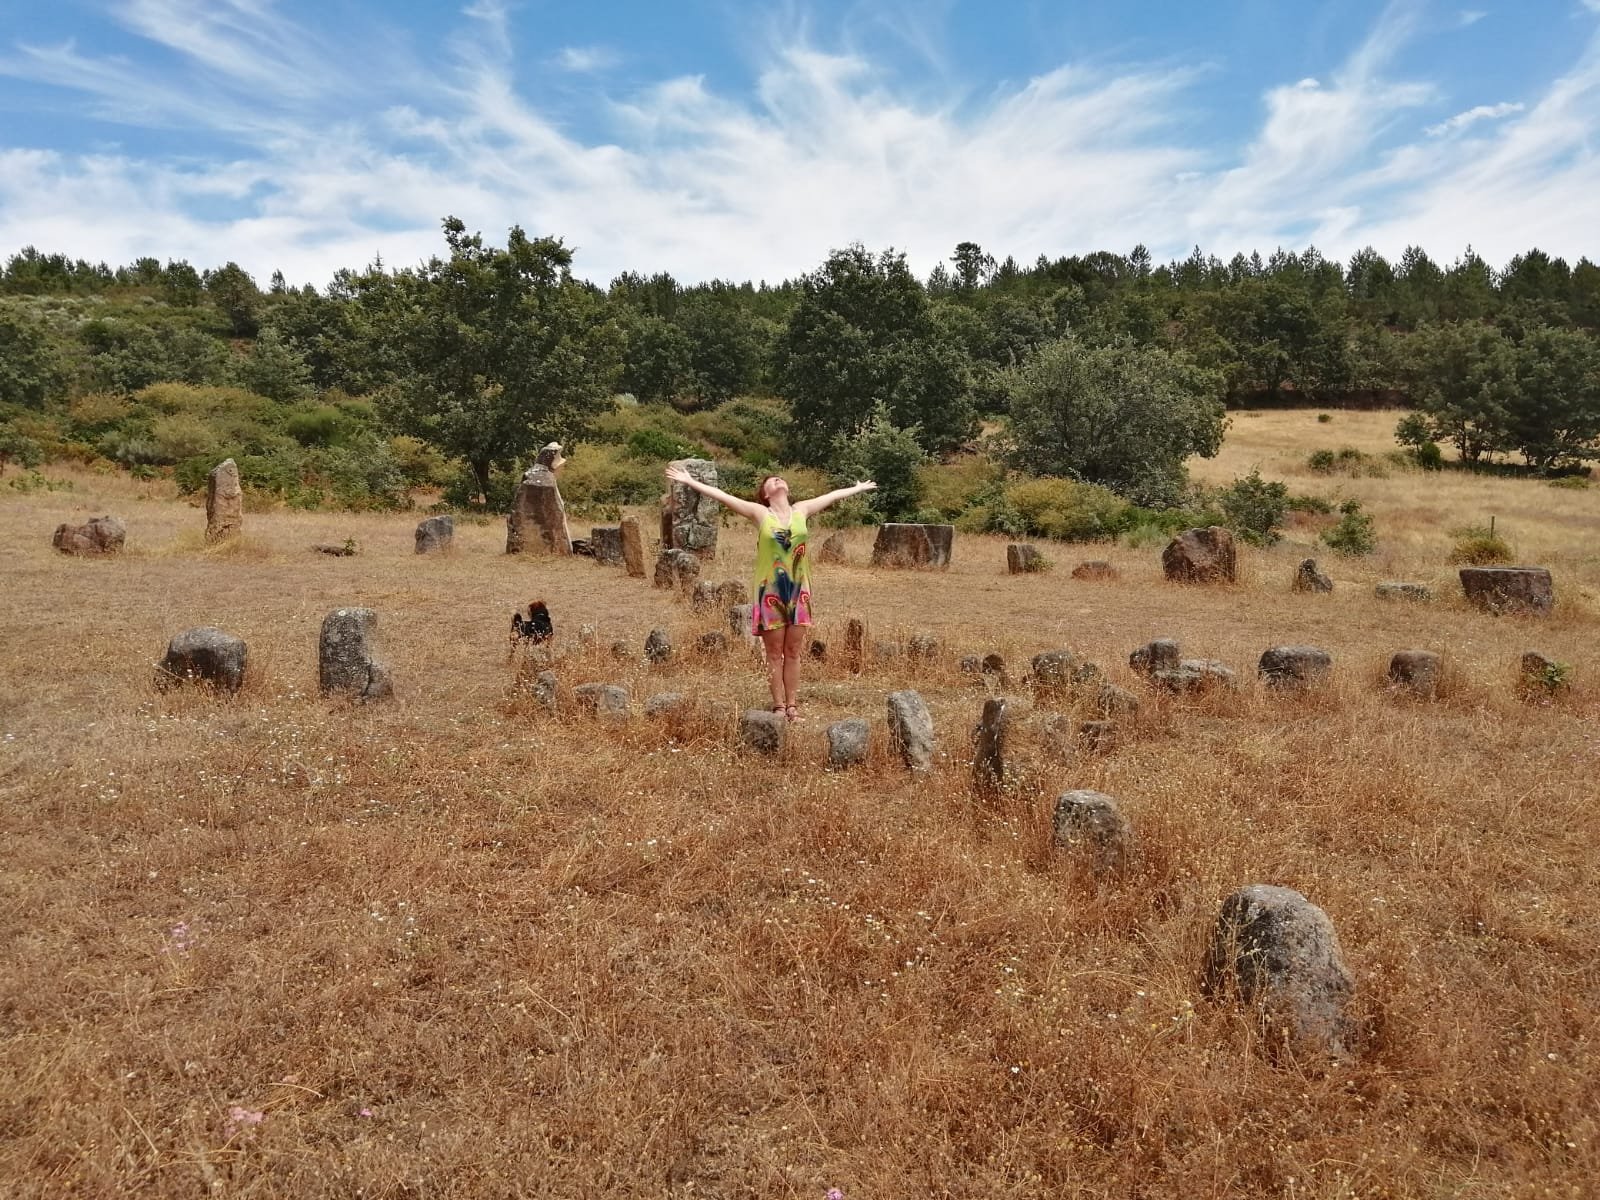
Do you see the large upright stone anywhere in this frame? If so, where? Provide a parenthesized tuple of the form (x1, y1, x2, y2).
(1202, 885, 1357, 1060)
(1292, 558, 1333, 593)
(414, 515, 453, 554)
(871, 523, 954, 569)
(52, 515, 125, 556)
(826, 718, 870, 769)
(590, 526, 624, 566)
(663, 458, 720, 560)
(318, 608, 393, 701)
(644, 628, 673, 664)
(1051, 790, 1132, 876)
(506, 443, 572, 555)
(1459, 566, 1554, 616)
(1006, 544, 1045, 574)
(619, 516, 646, 578)
(1388, 650, 1442, 700)
(205, 458, 242, 543)
(886, 690, 934, 773)
(818, 533, 848, 565)
(972, 697, 1010, 793)
(1162, 526, 1236, 584)
(157, 627, 248, 694)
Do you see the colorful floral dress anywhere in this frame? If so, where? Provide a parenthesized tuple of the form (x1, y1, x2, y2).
(751, 509, 812, 633)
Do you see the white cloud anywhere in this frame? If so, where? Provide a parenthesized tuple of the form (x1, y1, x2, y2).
(1457, 9, 1487, 26)
(556, 45, 620, 72)
(1, 0, 1597, 288)
(1426, 101, 1524, 135)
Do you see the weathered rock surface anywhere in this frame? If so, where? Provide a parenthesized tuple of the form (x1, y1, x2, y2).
(663, 458, 720, 559)
(728, 604, 754, 638)
(1006, 543, 1045, 574)
(414, 515, 453, 554)
(886, 689, 934, 773)
(644, 628, 673, 664)
(1460, 566, 1554, 615)
(158, 627, 247, 694)
(1292, 558, 1333, 593)
(982, 653, 1008, 686)
(654, 548, 702, 591)
(696, 631, 729, 656)
(590, 526, 624, 566)
(1077, 720, 1119, 752)
(870, 523, 954, 569)
(1162, 526, 1236, 584)
(620, 516, 646, 577)
(1375, 581, 1432, 602)
(1096, 683, 1140, 718)
(1259, 645, 1333, 691)
(506, 449, 572, 555)
(1031, 649, 1096, 700)
(319, 608, 393, 701)
(1155, 659, 1237, 694)
(972, 697, 1010, 793)
(1052, 790, 1132, 875)
(1518, 650, 1570, 697)
(826, 717, 870, 769)
(1388, 650, 1442, 699)
(530, 669, 558, 711)
(52, 514, 125, 556)
(739, 708, 786, 755)
(818, 533, 847, 565)
(1129, 638, 1182, 677)
(908, 632, 940, 661)
(644, 692, 687, 717)
(1071, 560, 1118, 581)
(573, 682, 630, 718)
(845, 618, 866, 673)
(205, 458, 242, 542)
(1202, 885, 1357, 1059)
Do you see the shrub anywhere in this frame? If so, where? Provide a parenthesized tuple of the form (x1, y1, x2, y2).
(830, 403, 927, 521)
(1411, 441, 1444, 470)
(389, 436, 451, 487)
(149, 413, 222, 463)
(1286, 492, 1335, 516)
(1549, 474, 1591, 490)
(558, 443, 666, 507)
(1316, 412, 1333, 423)
(0, 426, 44, 474)
(1215, 469, 1289, 546)
(1447, 524, 1513, 565)
(1307, 446, 1383, 476)
(1321, 500, 1376, 556)
(1000, 477, 1132, 541)
(624, 426, 699, 463)
(285, 404, 346, 448)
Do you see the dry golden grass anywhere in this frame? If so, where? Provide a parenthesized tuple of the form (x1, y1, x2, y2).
(2, 451, 1598, 1199)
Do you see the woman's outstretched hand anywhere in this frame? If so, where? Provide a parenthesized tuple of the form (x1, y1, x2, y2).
(664, 465, 694, 486)
(856, 480, 878, 492)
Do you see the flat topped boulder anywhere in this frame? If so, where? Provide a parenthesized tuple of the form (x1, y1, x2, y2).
(663, 458, 720, 559)
(1071, 560, 1118, 581)
(1389, 649, 1442, 699)
(53, 514, 125, 556)
(1258, 645, 1333, 691)
(1375, 581, 1432, 602)
(871, 523, 953, 570)
(157, 627, 247, 694)
(1163, 526, 1236, 584)
(205, 458, 243, 542)
(1459, 566, 1554, 615)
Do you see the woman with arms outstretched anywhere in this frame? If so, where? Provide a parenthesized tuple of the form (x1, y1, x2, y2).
(663, 467, 876, 721)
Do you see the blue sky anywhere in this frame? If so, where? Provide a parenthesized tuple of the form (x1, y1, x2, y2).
(1, 0, 1598, 288)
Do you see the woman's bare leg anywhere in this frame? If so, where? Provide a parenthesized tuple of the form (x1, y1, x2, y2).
(782, 623, 806, 708)
(761, 628, 787, 709)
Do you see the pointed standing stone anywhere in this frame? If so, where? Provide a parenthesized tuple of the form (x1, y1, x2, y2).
(845, 618, 866, 674)
(205, 458, 243, 542)
(506, 443, 572, 555)
(886, 689, 934, 773)
(972, 697, 1010, 793)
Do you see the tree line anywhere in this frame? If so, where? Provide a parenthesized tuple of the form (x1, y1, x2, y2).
(3, 222, 1598, 512)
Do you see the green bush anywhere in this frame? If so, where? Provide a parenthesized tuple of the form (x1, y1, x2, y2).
(999, 477, 1132, 541)
(1316, 412, 1333, 423)
(0, 426, 44, 473)
(1286, 492, 1335, 516)
(1215, 469, 1289, 546)
(1411, 441, 1444, 470)
(1447, 524, 1513, 565)
(285, 404, 346, 447)
(559, 442, 666, 507)
(149, 413, 222, 463)
(830, 403, 927, 521)
(388, 436, 451, 487)
(1548, 473, 1591, 490)
(1321, 499, 1376, 556)
(624, 426, 699, 462)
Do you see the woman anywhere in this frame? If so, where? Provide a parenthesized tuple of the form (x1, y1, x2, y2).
(663, 466, 876, 721)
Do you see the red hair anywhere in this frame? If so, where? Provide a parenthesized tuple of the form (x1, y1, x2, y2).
(756, 475, 781, 504)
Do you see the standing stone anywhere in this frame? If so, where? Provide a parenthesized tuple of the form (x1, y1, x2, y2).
(619, 516, 646, 578)
(318, 608, 393, 701)
(506, 443, 572, 555)
(611, 639, 634, 661)
(414, 515, 453, 554)
(728, 604, 754, 638)
(1051, 790, 1132, 876)
(1258, 646, 1333, 691)
(972, 697, 1010, 793)
(845, 618, 866, 674)
(590, 526, 624, 566)
(696, 630, 729, 656)
(1030, 649, 1083, 700)
(981, 653, 1008, 686)
(205, 458, 243, 543)
(826, 717, 870, 769)
(644, 628, 673, 664)
(1006, 543, 1046, 574)
(739, 708, 786, 755)
(157, 627, 248, 694)
(664, 458, 720, 559)
(1459, 566, 1554, 615)
(1518, 650, 1570, 697)
(1096, 683, 1140, 718)
(870, 523, 954, 569)
(1071, 560, 1118, 581)
(1202, 885, 1357, 1060)
(715, 580, 749, 607)
(818, 533, 848, 565)
(1162, 527, 1236, 584)
(654, 548, 701, 591)
(52, 515, 125, 556)
(1292, 558, 1333, 593)
(886, 690, 934, 773)
(1375, 582, 1433, 602)
(691, 580, 720, 611)
(530, 670, 558, 711)
(644, 692, 687, 717)
(573, 682, 630, 719)
(908, 632, 940, 661)
(1388, 650, 1442, 699)
(1129, 638, 1182, 677)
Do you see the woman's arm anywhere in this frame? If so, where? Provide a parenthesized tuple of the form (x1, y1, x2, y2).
(795, 480, 877, 519)
(664, 465, 768, 524)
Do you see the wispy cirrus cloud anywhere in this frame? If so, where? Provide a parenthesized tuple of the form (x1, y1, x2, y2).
(556, 45, 620, 72)
(0, 0, 1597, 287)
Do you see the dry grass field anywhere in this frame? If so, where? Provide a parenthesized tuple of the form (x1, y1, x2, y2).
(2, 414, 1598, 1198)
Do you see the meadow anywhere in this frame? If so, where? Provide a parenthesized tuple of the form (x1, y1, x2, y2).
(1, 410, 1597, 1198)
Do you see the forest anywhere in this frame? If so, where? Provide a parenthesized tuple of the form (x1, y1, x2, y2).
(2, 221, 1598, 541)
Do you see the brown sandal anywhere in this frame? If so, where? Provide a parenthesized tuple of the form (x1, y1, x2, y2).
(784, 703, 801, 722)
